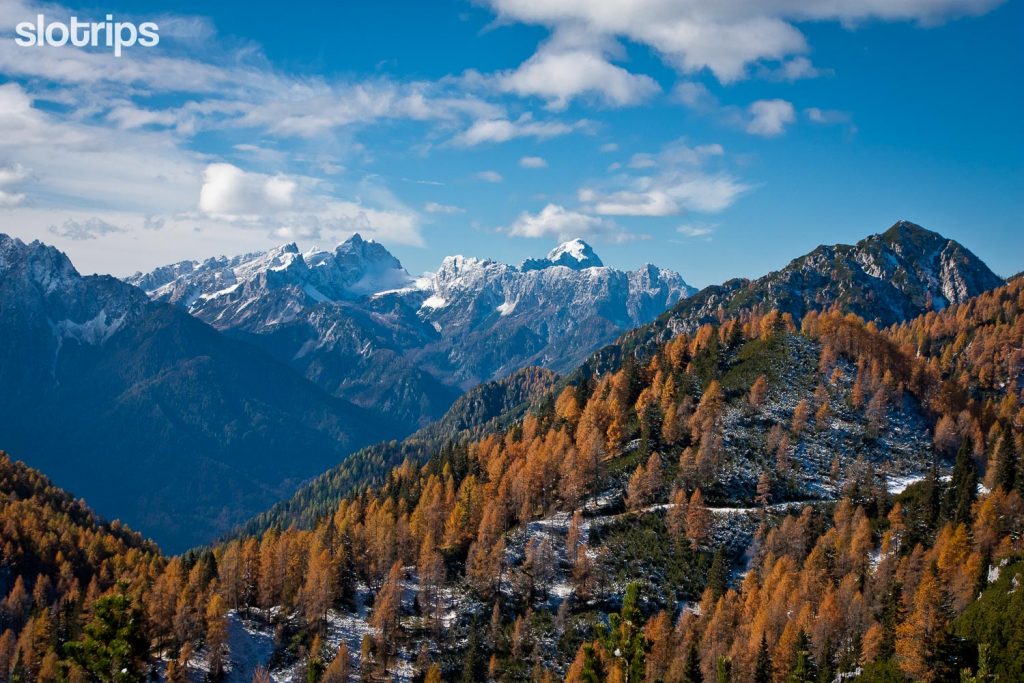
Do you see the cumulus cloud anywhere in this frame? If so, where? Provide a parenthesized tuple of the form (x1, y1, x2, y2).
(497, 31, 660, 110)
(505, 203, 623, 241)
(48, 217, 125, 241)
(197, 163, 422, 245)
(485, 0, 1003, 83)
(199, 163, 297, 218)
(519, 156, 549, 168)
(745, 99, 796, 137)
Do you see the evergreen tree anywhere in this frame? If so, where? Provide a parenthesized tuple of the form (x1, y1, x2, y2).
(715, 656, 732, 683)
(754, 633, 773, 683)
(460, 618, 485, 683)
(65, 589, 148, 683)
(579, 644, 604, 683)
(943, 440, 977, 525)
(706, 547, 729, 599)
(788, 630, 817, 683)
(682, 643, 703, 683)
(599, 583, 648, 682)
(991, 429, 1016, 492)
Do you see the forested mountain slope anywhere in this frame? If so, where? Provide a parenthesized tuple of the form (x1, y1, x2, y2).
(603, 221, 1003, 372)
(238, 366, 559, 536)
(1, 233, 1020, 683)
(0, 451, 162, 682)
(251, 221, 1005, 542)
(0, 234, 399, 553)
(0, 278, 1008, 681)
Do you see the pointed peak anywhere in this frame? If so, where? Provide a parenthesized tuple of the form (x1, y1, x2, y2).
(521, 238, 604, 272)
(341, 232, 367, 247)
(879, 220, 942, 244)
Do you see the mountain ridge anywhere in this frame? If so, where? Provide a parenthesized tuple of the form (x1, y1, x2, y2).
(0, 233, 401, 553)
(127, 236, 695, 426)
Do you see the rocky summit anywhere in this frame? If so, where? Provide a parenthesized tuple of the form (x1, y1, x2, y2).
(128, 236, 695, 427)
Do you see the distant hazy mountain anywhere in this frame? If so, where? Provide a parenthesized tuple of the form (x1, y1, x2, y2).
(0, 234, 398, 553)
(128, 236, 695, 428)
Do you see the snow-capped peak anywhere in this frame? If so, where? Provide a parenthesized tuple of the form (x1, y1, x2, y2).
(521, 238, 604, 272)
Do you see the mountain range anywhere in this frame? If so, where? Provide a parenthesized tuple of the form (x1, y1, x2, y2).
(1, 220, 1021, 683)
(0, 234, 400, 553)
(236, 220, 1008, 536)
(0, 234, 692, 551)
(127, 236, 695, 428)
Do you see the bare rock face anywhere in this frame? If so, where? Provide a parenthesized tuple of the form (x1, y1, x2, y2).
(650, 220, 1003, 339)
(128, 236, 695, 424)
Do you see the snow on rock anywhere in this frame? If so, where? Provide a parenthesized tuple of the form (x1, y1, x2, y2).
(56, 309, 126, 345)
(224, 611, 275, 682)
(886, 473, 927, 494)
(522, 238, 604, 271)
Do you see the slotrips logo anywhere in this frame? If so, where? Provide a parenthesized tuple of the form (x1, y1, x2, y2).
(15, 14, 159, 57)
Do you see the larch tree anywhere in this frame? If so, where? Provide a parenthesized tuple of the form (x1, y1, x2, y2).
(321, 643, 351, 683)
(666, 487, 689, 544)
(206, 593, 229, 680)
(755, 472, 772, 509)
(749, 375, 769, 411)
(371, 562, 405, 669)
(417, 536, 447, 632)
(895, 569, 950, 683)
(791, 400, 810, 435)
(686, 489, 711, 550)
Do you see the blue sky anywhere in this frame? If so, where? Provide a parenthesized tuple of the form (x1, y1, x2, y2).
(0, 0, 1020, 286)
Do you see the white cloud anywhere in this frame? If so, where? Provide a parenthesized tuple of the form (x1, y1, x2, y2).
(424, 201, 464, 214)
(675, 84, 801, 138)
(581, 172, 747, 216)
(769, 56, 822, 81)
(628, 153, 658, 169)
(519, 156, 549, 168)
(599, 142, 619, 152)
(805, 107, 852, 125)
(199, 163, 296, 217)
(0, 163, 28, 207)
(497, 31, 659, 110)
(745, 99, 796, 137)
(48, 217, 125, 241)
(0, 72, 426, 259)
(453, 114, 583, 146)
(198, 163, 422, 245)
(677, 223, 716, 239)
(0, 83, 201, 214)
(505, 203, 622, 240)
(673, 82, 716, 110)
(485, 0, 1003, 83)
(579, 138, 748, 216)
(475, 170, 505, 183)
